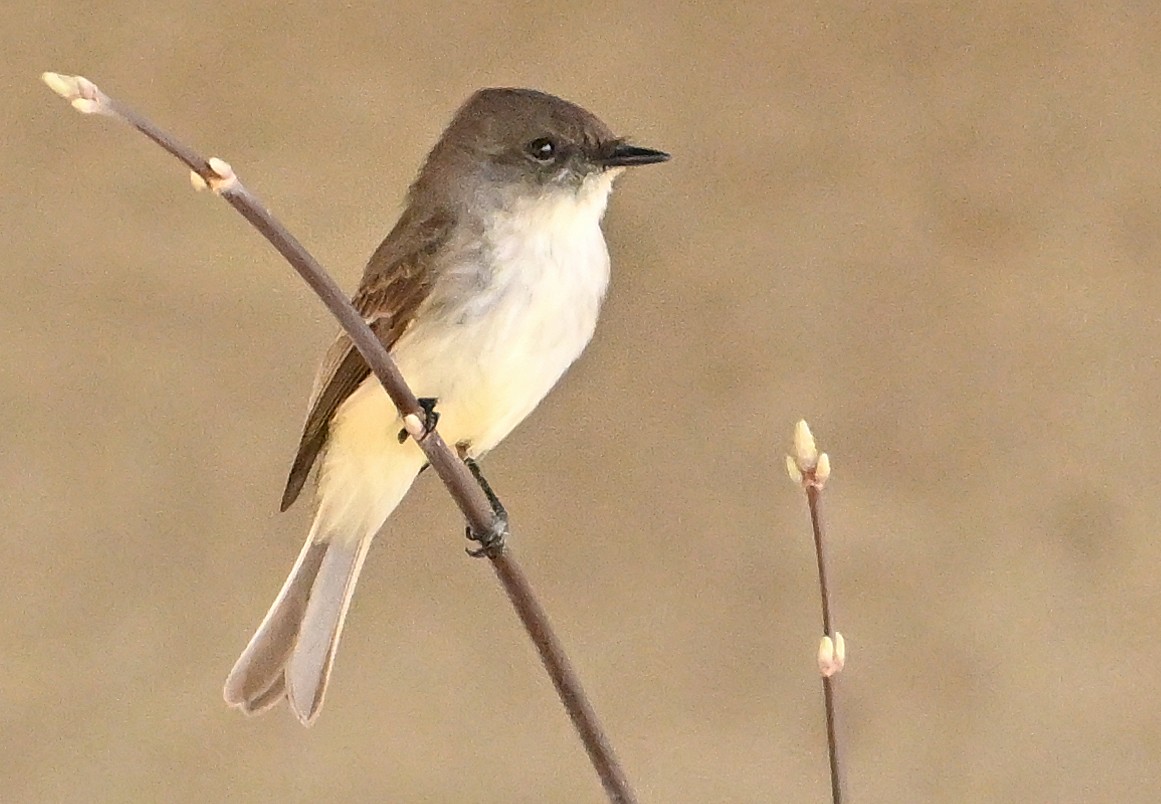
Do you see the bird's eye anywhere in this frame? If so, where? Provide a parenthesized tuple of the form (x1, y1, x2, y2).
(526, 137, 557, 162)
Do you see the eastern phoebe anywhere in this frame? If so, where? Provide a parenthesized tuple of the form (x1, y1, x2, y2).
(222, 88, 668, 725)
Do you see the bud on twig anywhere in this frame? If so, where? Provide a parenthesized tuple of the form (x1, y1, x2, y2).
(41, 72, 110, 116)
(787, 419, 831, 490)
(785, 418, 845, 802)
(817, 633, 846, 678)
(794, 419, 818, 470)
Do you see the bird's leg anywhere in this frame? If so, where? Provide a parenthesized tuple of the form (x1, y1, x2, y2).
(465, 457, 508, 522)
(459, 446, 509, 557)
(398, 397, 440, 443)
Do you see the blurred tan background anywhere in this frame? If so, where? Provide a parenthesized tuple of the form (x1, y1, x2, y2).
(6, 1, 1161, 801)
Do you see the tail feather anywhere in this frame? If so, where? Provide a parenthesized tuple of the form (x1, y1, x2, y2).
(244, 673, 288, 715)
(223, 537, 328, 711)
(225, 379, 426, 724)
(286, 536, 373, 723)
(222, 535, 371, 726)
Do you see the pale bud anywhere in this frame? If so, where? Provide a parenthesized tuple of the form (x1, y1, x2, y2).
(401, 413, 425, 439)
(202, 157, 238, 193)
(793, 419, 818, 471)
(785, 455, 803, 484)
(41, 71, 75, 98)
(818, 632, 846, 677)
(815, 452, 831, 485)
(43, 72, 108, 115)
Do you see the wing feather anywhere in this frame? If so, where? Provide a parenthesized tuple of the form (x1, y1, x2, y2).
(279, 209, 452, 511)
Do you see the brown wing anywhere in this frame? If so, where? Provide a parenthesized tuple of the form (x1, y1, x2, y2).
(279, 208, 452, 511)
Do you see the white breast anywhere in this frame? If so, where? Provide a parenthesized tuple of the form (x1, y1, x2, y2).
(391, 169, 621, 455)
(315, 170, 620, 541)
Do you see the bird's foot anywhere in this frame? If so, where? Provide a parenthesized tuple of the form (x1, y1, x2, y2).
(465, 511, 509, 558)
(463, 456, 509, 557)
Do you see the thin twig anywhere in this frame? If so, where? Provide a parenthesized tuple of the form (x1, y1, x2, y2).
(788, 420, 845, 804)
(809, 484, 843, 804)
(42, 72, 636, 803)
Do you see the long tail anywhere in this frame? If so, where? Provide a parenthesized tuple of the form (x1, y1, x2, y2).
(224, 378, 427, 725)
(222, 529, 372, 725)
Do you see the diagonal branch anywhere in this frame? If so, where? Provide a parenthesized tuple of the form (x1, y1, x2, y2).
(42, 71, 636, 804)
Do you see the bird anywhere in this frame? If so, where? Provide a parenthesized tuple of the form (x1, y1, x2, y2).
(222, 87, 669, 725)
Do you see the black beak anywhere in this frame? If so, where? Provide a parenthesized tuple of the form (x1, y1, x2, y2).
(601, 143, 670, 167)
